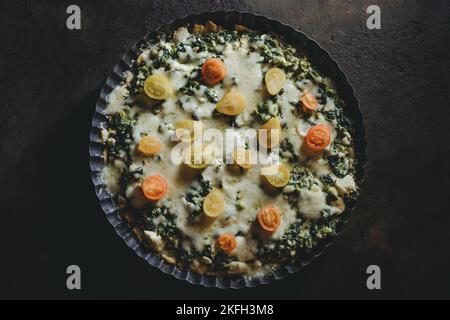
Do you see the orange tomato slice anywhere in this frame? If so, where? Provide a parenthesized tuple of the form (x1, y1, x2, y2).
(217, 233, 237, 253)
(301, 91, 318, 113)
(141, 174, 168, 201)
(304, 124, 331, 153)
(258, 205, 281, 233)
(201, 58, 227, 85)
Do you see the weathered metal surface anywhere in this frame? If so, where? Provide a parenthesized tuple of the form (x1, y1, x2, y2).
(0, 0, 449, 298)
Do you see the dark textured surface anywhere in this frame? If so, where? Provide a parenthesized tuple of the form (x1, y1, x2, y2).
(0, 0, 449, 299)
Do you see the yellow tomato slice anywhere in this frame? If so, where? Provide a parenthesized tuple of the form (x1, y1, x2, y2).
(137, 135, 162, 156)
(183, 144, 215, 169)
(143, 74, 173, 100)
(258, 117, 281, 149)
(216, 92, 247, 115)
(265, 68, 286, 95)
(233, 148, 253, 169)
(203, 189, 225, 218)
(175, 120, 202, 142)
(263, 164, 290, 188)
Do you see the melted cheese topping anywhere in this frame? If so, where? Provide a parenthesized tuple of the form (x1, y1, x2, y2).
(223, 44, 264, 126)
(100, 26, 359, 276)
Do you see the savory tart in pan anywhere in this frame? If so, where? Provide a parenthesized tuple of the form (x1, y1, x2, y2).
(95, 18, 362, 280)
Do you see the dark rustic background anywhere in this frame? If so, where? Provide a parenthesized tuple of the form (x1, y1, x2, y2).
(0, 0, 449, 299)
